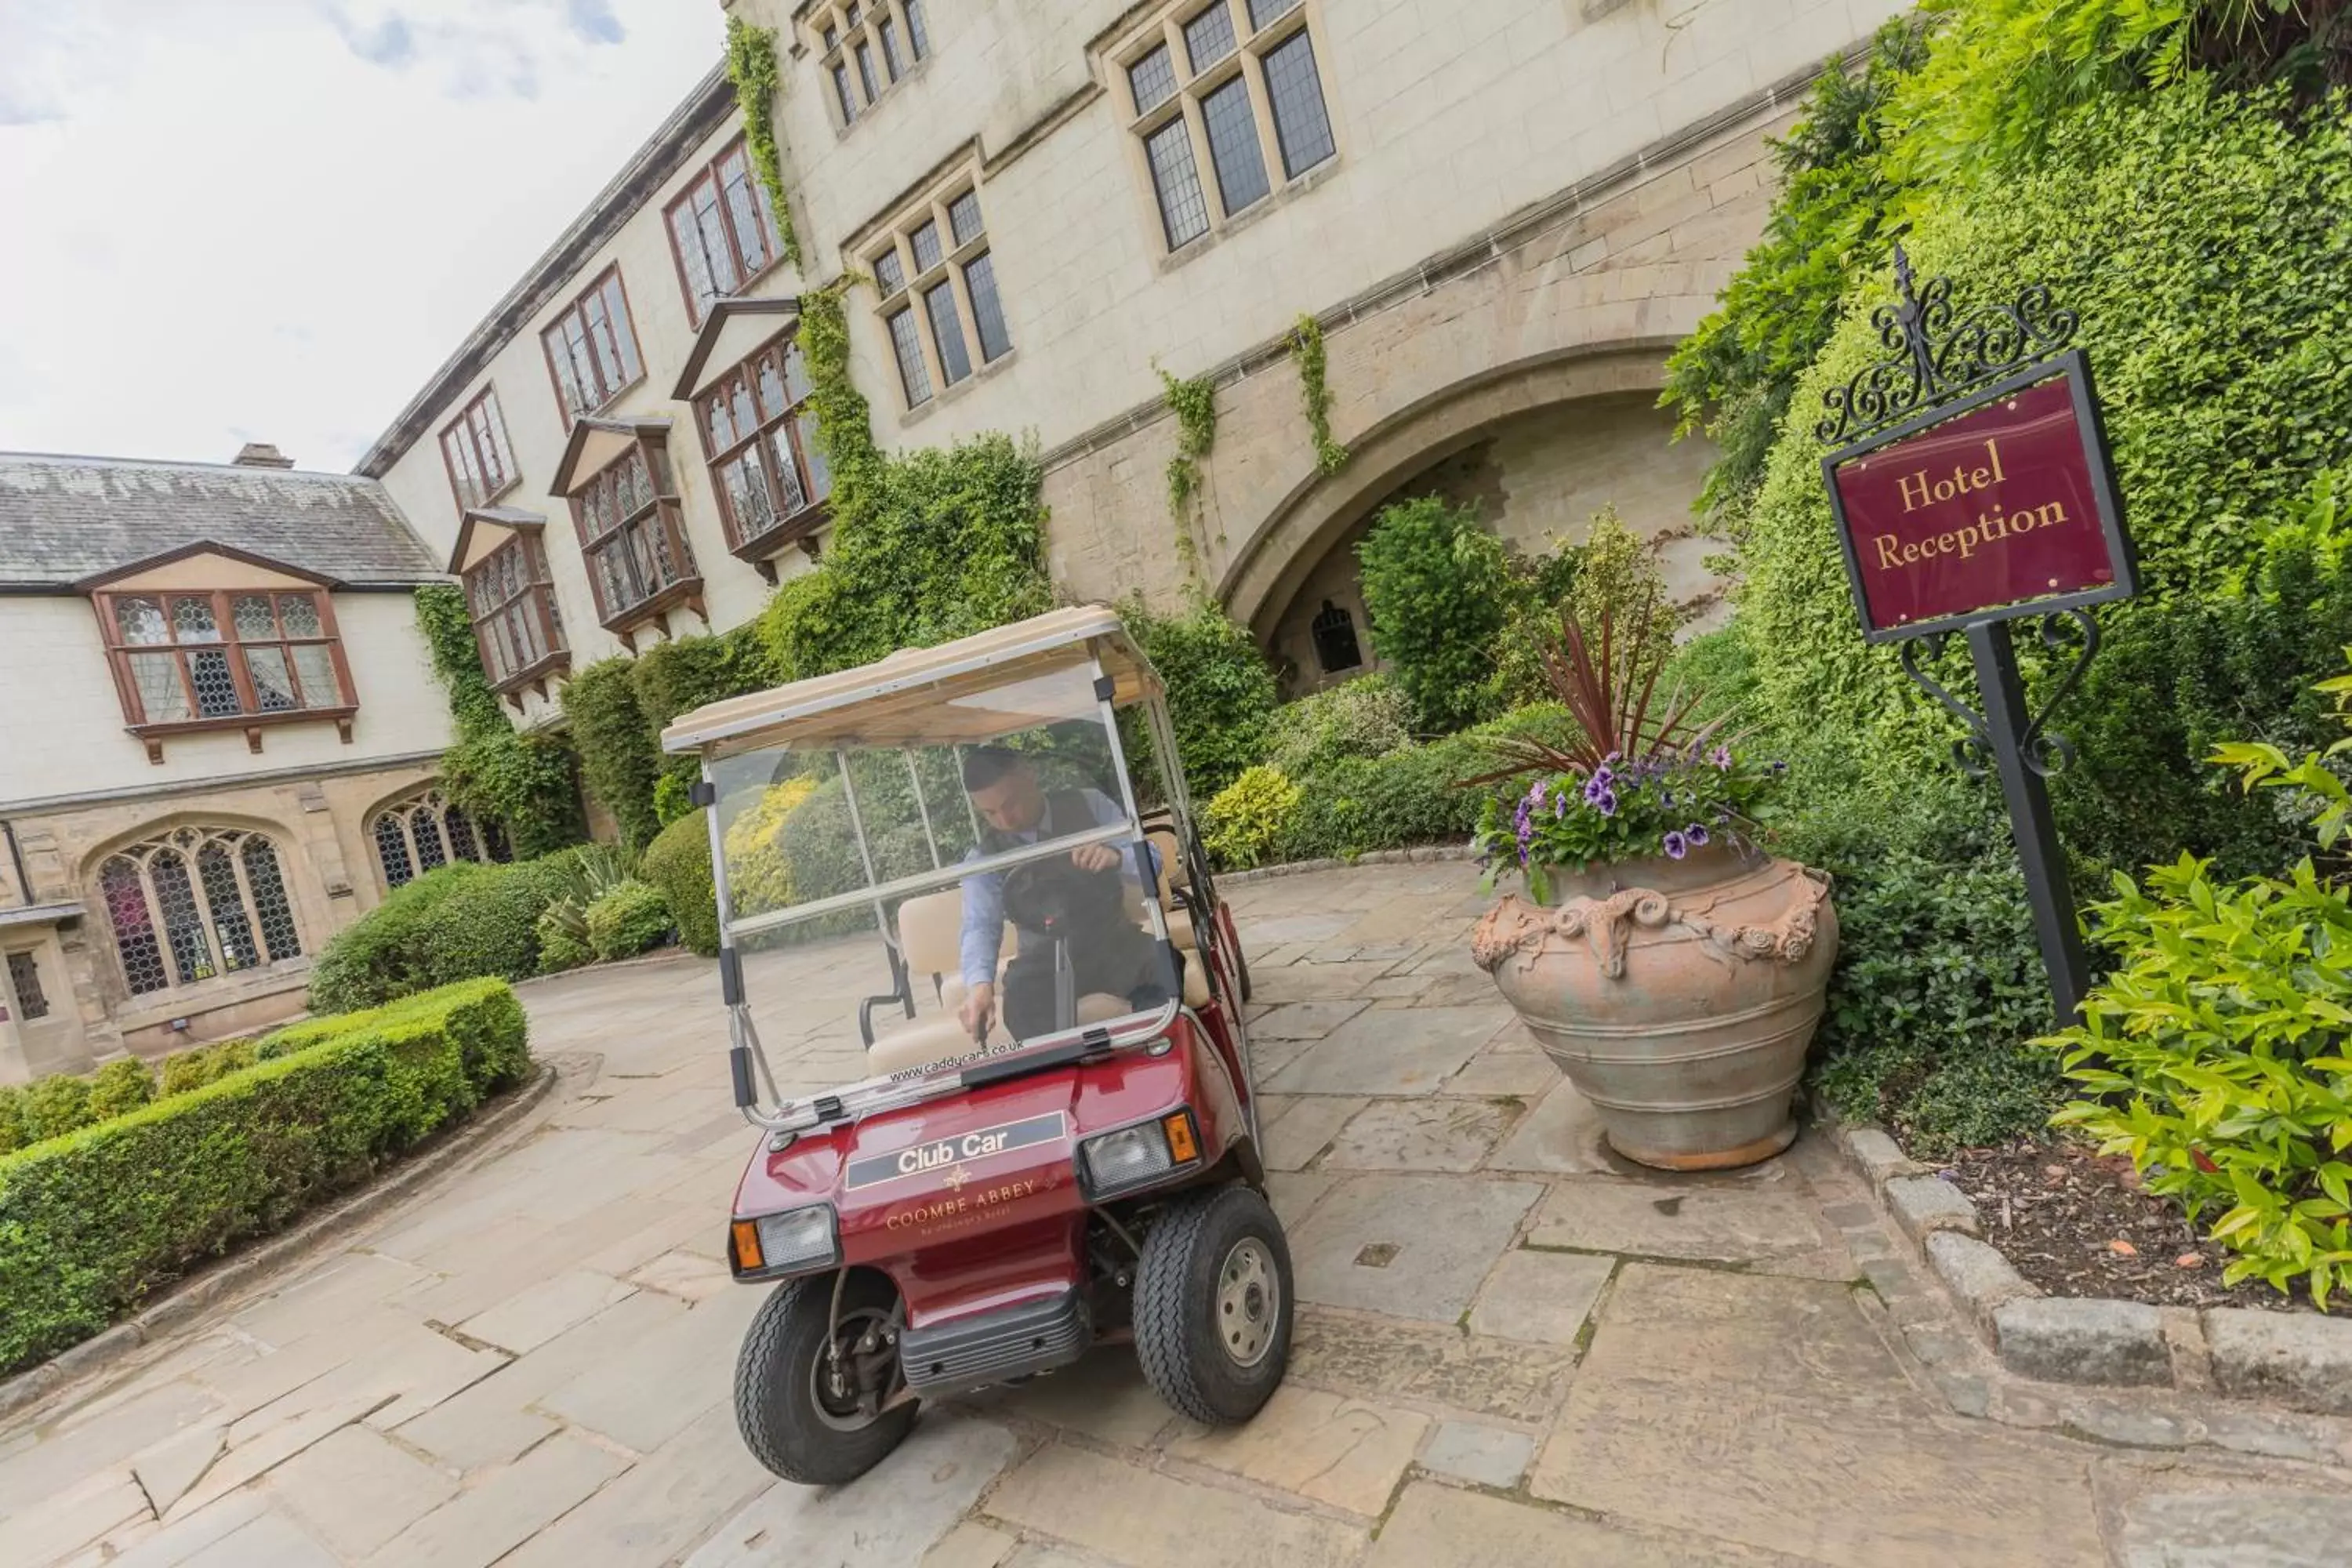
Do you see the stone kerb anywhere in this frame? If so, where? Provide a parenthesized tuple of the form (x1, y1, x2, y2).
(1828, 1120, 2352, 1417)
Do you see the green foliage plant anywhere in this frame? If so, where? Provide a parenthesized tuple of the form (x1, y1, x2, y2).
(1735, 81, 2352, 762)
(415, 584, 582, 857)
(158, 1039, 258, 1099)
(1160, 370, 1218, 575)
(532, 841, 641, 958)
(1203, 766, 1303, 869)
(1120, 597, 1280, 800)
(1566, 506, 1681, 672)
(20, 1075, 93, 1145)
(1265, 675, 1414, 776)
(1355, 496, 1513, 733)
(0, 979, 528, 1371)
(2049, 657, 2352, 1306)
(641, 811, 720, 957)
(561, 657, 665, 850)
(1288, 314, 1348, 475)
(724, 16, 800, 269)
(584, 880, 673, 961)
(306, 855, 581, 1013)
(534, 908, 594, 975)
(85, 1059, 156, 1122)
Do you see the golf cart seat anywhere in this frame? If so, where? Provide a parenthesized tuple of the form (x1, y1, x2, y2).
(866, 879, 1208, 1077)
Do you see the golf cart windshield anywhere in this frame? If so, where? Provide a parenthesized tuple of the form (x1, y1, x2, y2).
(662, 608, 1194, 1130)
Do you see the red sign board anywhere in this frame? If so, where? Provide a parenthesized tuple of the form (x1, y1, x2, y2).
(1827, 367, 2127, 638)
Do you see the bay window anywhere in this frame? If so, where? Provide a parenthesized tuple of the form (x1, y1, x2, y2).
(696, 335, 833, 568)
(96, 588, 354, 755)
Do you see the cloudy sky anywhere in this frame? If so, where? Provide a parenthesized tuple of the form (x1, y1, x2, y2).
(0, 0, 723, 472)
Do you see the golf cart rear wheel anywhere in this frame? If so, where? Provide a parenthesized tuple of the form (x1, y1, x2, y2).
(1134, 1185, 1291, 1424)
(735, 1272, 915, 1485)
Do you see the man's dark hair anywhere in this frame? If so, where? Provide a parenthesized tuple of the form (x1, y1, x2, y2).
(961, 745, 1027, 792)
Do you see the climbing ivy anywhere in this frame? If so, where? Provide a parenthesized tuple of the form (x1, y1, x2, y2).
(725, 16, 801, 270)
(559, 657, 665, 851)
(800, 282, 883, 513)
(412, 586, 582, 857)
(1289, 314, 1348, 476)
(1160, 368, 1217, 575)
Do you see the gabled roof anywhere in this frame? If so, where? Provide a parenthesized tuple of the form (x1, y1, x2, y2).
(74, 539, 341, 593)
(0, 452, 444, 591)
(672, 296, 801, 401)
(550, 416, 673, 498)
(448, 506, 548, 575)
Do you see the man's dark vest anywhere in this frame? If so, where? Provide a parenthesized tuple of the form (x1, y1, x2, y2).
(981, 789, 1128, 950)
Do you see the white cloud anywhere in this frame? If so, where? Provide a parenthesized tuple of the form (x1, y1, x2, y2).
(0, 0, 720, 470)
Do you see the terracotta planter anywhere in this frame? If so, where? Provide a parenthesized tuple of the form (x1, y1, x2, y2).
(1470, 842, 1837, 1171)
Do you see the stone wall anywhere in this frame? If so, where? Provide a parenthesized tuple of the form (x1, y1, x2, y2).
(0, 757, 445, 1079)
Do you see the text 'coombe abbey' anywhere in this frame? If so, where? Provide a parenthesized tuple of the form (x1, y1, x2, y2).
(1870, 435, 2072, 572)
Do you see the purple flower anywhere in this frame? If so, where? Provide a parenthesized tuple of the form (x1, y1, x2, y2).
(1660, 789, 1674, 810)
(1770, 760, 1788, 775)
(1710, 744, 1733, 770)
(1686, 822, 1710, 848)
(1595, 788, 1618, 818)
(1553, 794, 1567, 818)
(1583, 775, 1610, 806)
(1663, 830, 1689, 860)
(1529, 779, 1548, 806)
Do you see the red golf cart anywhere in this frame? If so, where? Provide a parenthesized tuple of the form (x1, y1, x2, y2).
(660, 606, 1284, 1485)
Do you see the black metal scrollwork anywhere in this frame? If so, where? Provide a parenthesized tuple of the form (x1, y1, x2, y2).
(1817, 245, 2079, 445)
(1895, 609, 2100, 782)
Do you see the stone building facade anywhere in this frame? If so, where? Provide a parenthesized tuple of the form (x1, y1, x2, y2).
(0, 449, 473, 1080)
(358, 0, 1909, 703)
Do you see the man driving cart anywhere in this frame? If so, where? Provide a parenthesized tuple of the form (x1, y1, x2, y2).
(954, 745, 1174, 1041)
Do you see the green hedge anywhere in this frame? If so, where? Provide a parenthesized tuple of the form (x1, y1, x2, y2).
(1120, 598, 1281, 800)
(307, 855, 581, 1014)
(1737, 82, 2352, 764)
(586, 880, 672, 960)
(0, 979, 528, 1373)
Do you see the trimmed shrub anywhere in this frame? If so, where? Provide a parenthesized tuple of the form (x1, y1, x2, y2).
(1203, 766, 1303, 870)
(1265, 676, 1413, 777)
(20, 1075, 93, 1145)
(0, 978, 528, 1371)
(1121, 598, 1281, 800)
(86, 1059, 157, 1122)
(1276, 733, 1490, 862)
(534, 909, 594, 974)
(158, 1038, 259, 1098)
(1356, 496, 1512, 733)
(585, 881, 673, 961)
(0, 1088, 26, 1156)
(722, 775, 820, 916)
(307, 855, 582, 1013)
(642, 811, 719, 957)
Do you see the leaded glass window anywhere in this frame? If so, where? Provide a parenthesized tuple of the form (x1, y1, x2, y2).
(99, 827, 303, 996)
(369, 789, 512, 892)
(97, 589, 349, 732)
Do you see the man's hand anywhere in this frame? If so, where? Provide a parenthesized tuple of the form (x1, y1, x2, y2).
(959, 981, 996, 1040)
(1070, 844, 1121, 873)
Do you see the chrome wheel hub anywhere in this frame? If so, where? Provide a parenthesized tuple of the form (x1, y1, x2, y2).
(1216, 1237, 1279, 1368)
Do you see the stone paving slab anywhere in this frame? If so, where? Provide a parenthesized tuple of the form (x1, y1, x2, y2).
(1264, 1005, 1512, 1094)
(1320, 1097, 1515, 1172)
(1289, 1174, 1541, 1321)
(1524, 1172, 1856, 1279)
(981, 1442, 1369, 1568)
(1162, 1382, 1427, 1515)
(1467, 1247, 1615, 1345)
(1287, 1309, 1577, 1424)
(1367, 1482, 1789, 1568)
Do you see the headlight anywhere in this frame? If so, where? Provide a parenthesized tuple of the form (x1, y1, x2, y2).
(731, 1205, 838, 1276)
(1081, 1110, 1201, 1200)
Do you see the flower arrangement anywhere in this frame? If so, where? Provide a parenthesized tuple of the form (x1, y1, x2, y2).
(1467, 590, 1783, 898)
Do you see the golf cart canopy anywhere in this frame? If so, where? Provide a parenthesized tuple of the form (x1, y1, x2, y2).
(660, 605, 1160, 757)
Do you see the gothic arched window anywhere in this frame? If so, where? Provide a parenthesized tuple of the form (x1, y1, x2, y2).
(371, 789, 511, 891)
(99, 827, 302, 996)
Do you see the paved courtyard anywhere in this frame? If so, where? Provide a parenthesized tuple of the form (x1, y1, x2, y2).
(4, 862, 2348, 1567)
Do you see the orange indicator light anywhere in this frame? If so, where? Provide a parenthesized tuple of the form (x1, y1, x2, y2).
(731, 1219, 764, 1271)
(1163, 1111, 1198, 1163)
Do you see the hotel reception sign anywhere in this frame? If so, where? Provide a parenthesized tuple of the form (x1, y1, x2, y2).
(1823, 350, 2136, 644)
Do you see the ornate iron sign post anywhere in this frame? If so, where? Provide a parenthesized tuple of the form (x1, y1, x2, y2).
(1817, 246, 2140, 1021)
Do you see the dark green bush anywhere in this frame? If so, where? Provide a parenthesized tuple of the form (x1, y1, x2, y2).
(1122, 597, 1281, 800)
(307, 855, 582, 1013)
(0, 978, 528, 1372)
(1770, 738, 2061, 1156)
(634, 626, 778, 825)
(642, 812, 719, 957)
(585, 880, 672, 961)
(1265, 675, 1413, 777)
(1356, 496, 1513, 734)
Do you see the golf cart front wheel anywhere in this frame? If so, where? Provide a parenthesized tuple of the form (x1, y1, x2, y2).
(1134, 1185, 1292, 1424)
(735, 1272, 916, 1485)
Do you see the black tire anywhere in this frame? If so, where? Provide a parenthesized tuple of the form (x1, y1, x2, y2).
(735, 1272, 916, 1486)
(1133, 1185, 1291, 1424)
(1234, 935, 1253, 1004)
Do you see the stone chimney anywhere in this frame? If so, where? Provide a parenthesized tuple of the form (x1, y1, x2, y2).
(230, 442, 295, 469)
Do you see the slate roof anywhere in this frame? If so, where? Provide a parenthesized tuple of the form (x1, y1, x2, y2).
(0, 452, 445, 590)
